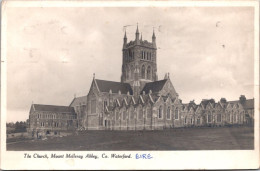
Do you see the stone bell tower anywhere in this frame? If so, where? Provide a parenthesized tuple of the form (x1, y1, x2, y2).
(121, 25, 158, 96)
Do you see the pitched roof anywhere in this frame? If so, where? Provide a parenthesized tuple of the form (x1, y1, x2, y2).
(141, 79, 167, 94)
(32, 104, 75, 113)
(242, 99, 254, 109)
(95, 79, 133, 95)
(69, 95, 87, 107)
(200, 99, 215, 108)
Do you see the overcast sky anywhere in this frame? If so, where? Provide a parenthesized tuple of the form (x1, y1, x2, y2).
(5, 6, 254, 122)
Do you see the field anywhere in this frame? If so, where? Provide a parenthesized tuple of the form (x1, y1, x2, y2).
(7, 126, 254, 151)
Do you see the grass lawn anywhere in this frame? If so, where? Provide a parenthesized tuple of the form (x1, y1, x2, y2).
(7, 126, 254, 151)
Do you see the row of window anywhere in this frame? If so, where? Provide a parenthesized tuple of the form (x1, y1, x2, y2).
(39, 120, 74, 127)
(40, 122, 60, 127)
(125, 64, 153, 80)
(124, 51, 153, 62)
(38, 114, 57, 119)
(141, 51, 152, 61)
(113, 107, 179, 121)
(184, 118, 201, 125)
(37, 114, 76, 119)
(141, 65, 151, 79)
(206, 113, 244, 123)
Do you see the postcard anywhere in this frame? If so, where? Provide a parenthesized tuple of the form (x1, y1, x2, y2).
(1, 0, 259, 170)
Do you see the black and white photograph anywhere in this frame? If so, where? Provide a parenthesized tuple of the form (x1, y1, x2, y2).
(1, 0, 259, 170)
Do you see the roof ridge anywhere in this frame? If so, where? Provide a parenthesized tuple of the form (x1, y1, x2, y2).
(145, 79, 167, 84)
(95, 79, 128, 84)
(34, 104, 73, 108)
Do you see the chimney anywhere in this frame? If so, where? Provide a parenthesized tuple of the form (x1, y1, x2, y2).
(239, 95, 246, 103)
(220, 98, 227, 103)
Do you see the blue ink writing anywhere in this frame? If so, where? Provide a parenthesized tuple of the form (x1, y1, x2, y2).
(135, 153, 153, 159)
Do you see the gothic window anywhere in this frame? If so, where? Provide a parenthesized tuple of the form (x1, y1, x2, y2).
(128, 66, 131, 79)
(150, 52, 152, 60)
(115, 111, 119, 120)
(91, 99, 96, 114)
(184, 117, 187, 124)
(158, 106, 163, 119)
(227, 112, 230, 122)
(141, 65, 145, 79)
(144, 51, 146, 59)
(129, 107, 134, 120)
(197, 118, 200, 125)
(217, 114, 221, 122)
(175, 109, 179, 119)
(141, 51, 143, 59)
(129, 50, 131, 58)
(138, 106, 143, 120)
(103, 100, 108, 111)
(146, 105, 152, 118)
(54, 122, 59, 127)
(131, 65, 134, 80)
(234, 112, 237, 122)
(147, 66, 151, 80)
(41, 122, 45, 127)
(208, 113, 212, 123)
(122, 110, 127, 120)
(126, 67, 129, 80)
(191, 118, 193, 124)
(167, 107, 171, 120)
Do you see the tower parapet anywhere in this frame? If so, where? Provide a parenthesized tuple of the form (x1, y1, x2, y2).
(121, 24, 158, 94)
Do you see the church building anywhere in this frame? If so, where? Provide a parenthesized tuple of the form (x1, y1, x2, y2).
(84, 26, 183, 130)
(28, 25, 254, 134)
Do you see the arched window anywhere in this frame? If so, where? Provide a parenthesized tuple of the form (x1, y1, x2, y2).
(227, 112, 231, 122)
(91, 100, 96, 114)
(115, 111, 119, 120)
(146, 105, 152, 118)
(129, 107, 134, 120)
(208, 113, 212, 123)
(197, 118, 200, 125)
(128, 66, 131, 80)
(122, 110, 127, 120)
(141, 65, 145, 79)
(130, 65, 134, 80)
(217, 114, 221, 122)
(126, 66, 130, 80)
(147, 66, 151, 80)
(158, 106, 163, 119)
(141, 51, 143, 59)
(167, 107, 171, 120)
(138, 106, 143, 120)
(175, 109, 179, 119)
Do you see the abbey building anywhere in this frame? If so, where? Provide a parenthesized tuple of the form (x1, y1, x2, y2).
(28, 26, 254, 134)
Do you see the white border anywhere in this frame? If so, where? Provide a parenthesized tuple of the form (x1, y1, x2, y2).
(1, 1, 259, 170)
